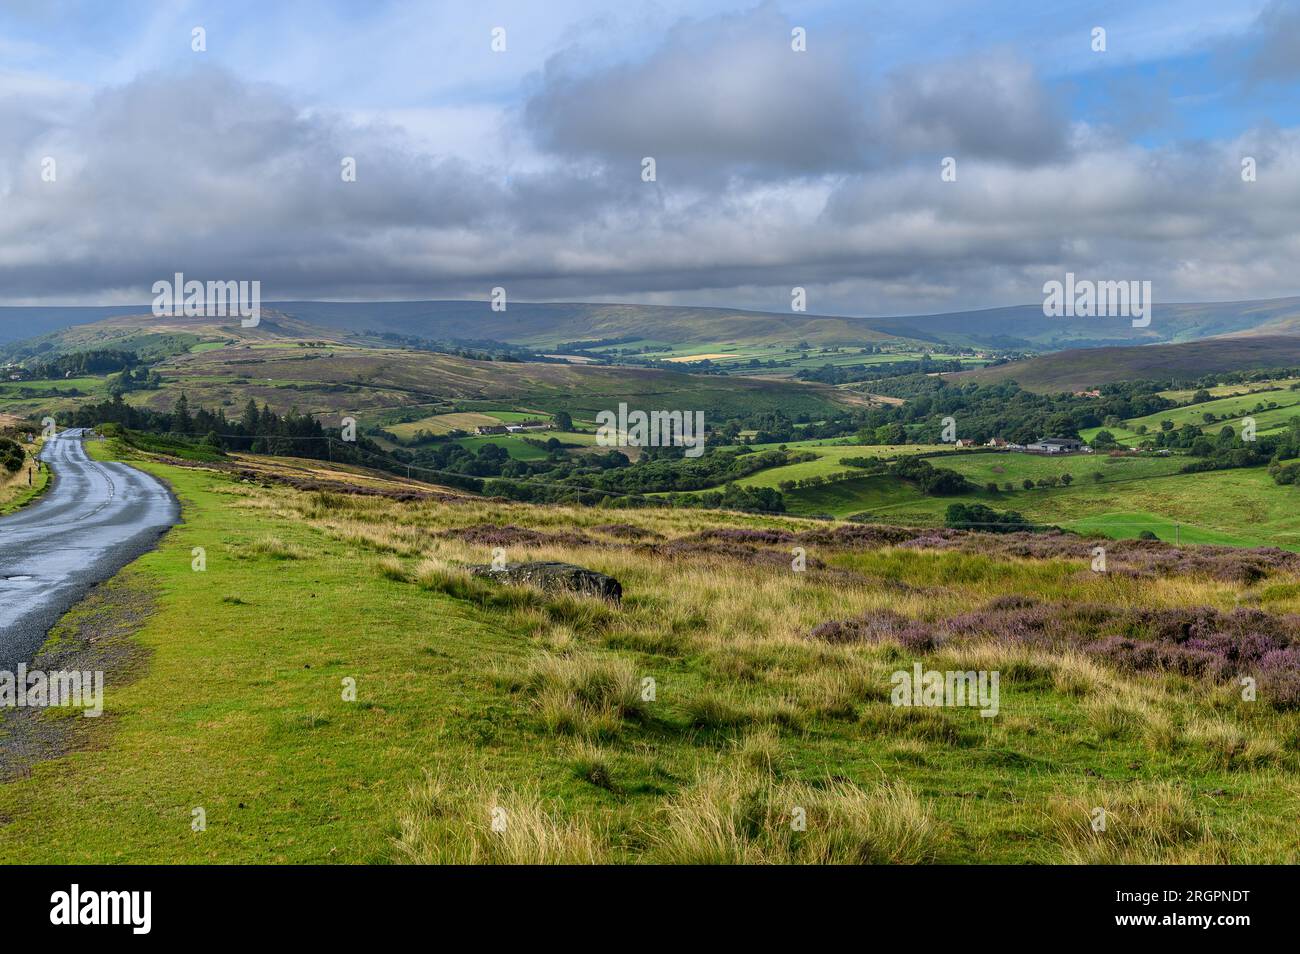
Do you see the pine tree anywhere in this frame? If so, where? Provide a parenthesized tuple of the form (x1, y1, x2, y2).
(172, 393, 193, 434)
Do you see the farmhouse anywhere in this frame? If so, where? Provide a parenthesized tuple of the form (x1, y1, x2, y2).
(985, 437, 1009, 448)
(505, 419, 552, 433)
(1025, 437, 1089, 455)
(475, 424, 509, 435)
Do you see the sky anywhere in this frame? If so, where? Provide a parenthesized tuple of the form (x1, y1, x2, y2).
(0, 0, 1298, 316)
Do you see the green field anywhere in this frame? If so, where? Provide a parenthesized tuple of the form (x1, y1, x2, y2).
(1159, 378, 1300, 403)
(605, 341, 989, 378)
(786, 453, 1300, 548)
(1082, 384, 1300, 446)
(678, 444, 956, 492)
(1081, 376, 1300, 447)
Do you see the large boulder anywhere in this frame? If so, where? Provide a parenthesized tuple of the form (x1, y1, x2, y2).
(467, 561, 622, 603)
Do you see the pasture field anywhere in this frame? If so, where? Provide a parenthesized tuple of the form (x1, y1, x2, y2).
(691, 444, 958, 491)
(787, 456, 1300, 549)
(1075, 376, 1300, 448)
(1082, 385, 1300, 446)
(1158, 378, 1300, 403)
(3, 440, 1299, 863)
(386, 409, 556, 441)
(610, 341, 990, 377)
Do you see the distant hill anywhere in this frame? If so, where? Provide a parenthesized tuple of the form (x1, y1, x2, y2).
(953, 335, 1300, 392)
(0, 306, 155, 343)
(270, 300, 918, 349)
(860, 296, 1300, 349)
(0, 311, 351, 364)
(273, 296, 1300, 350)
(4, 293, 1300, 353)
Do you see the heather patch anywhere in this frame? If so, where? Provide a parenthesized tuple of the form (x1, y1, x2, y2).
(439, 523, 597, 549)
(808, 598, 1300, 707)
(809, 610, 941, 652)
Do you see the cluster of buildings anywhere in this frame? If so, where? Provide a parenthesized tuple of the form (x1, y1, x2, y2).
(954, 436, 1092, 455)
(474, 419, 552, 436)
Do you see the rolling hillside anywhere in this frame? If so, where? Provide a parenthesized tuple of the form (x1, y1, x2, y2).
(953, 336, 1300, 392)
(0, 313, 853, 425)
(7, 293, 1300, 356)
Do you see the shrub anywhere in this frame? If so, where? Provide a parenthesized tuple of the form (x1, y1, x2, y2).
(0, 437, 23, 474)
(944, 503, 1037, 533)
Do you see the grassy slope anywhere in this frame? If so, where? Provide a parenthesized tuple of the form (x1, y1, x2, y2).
(674, 444, 957, 493)
(787, 452, 1300, 547)
(955, 336, 1300, 393)
(1080, 386, 1300, 446)
(2, 443, 1300, 862)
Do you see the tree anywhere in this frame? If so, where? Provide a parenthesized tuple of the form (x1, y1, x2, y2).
(172, 393, 193, 434)
(240, 398, 260, 434)
(874, 423, 906, 445)
(552, 410, 573, 431)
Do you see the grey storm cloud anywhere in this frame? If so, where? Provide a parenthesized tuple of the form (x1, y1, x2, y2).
(0, 12, 1298, 316)
(523, 8, 1070, 177)
(877, 54, 1070, 164)
(523, 6, 870, 176)
(0, 65, 663, 300)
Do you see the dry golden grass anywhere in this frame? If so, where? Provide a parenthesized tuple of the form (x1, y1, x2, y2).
(507, 653, 648, 737)
(1042, 783, 1227, 864)
(393, 772, 610, 865)
(650, 765, 939, 864)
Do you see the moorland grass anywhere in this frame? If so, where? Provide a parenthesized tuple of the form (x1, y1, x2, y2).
(1, 447, 1298, 863)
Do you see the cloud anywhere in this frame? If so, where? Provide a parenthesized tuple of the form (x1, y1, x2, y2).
(1246, 0, 1300, 82)
(0, 8, 1297, 319)
(523, 5, 871, 177)
(878, 53, 1070, 163)
(523, 6, 1069, 179)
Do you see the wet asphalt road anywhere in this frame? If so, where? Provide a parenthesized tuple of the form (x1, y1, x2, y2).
(0, 429, 178, 671)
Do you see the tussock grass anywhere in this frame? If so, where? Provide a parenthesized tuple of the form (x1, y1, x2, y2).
(393, 773, 609, 864)
(510, 653, 647, 737)
(1083, 697, 1143, 741)
(1042, 783, 1225, 864)
(240, 534, 308, 560)
(650, 766, 939, 864)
